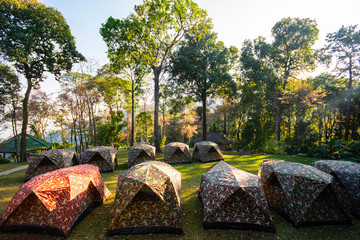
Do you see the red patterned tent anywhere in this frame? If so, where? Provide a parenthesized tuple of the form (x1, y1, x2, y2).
(259, 160, 351, 227)
(107, 161, 182, 235)
(0, 164, 110, 237)
(199, 161, 274, 232)
(80, 146, 117, 172)
(24, 148, 79, 181)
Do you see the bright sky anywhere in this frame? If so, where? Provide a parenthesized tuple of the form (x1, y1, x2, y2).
(37, 0, 360, 93)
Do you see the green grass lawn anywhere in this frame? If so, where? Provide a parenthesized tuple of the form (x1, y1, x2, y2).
(0, 151, 359, 240)
(0, 161, 29, 172)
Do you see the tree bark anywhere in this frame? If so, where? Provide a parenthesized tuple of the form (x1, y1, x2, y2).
(275, 99, 281, 142)
(12, 98, 18, 162)
(162, 100, 166, 138)
(344, 57, 352, 141)
(236, 115, 242, 142)
(90, 98, 97, 146)
(20, 74, 33, 162)
(73, 119, 78, 152)
(223, 106, 227, 135)
(86, 98, 93, 145)
(202, 93, 207, 141)
(153, 67, 161, 152)
(131, 79, 135, 146)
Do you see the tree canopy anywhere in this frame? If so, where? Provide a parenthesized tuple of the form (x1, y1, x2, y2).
(325, 25, 360, 140)
(100, 0, 209, 152)
(169, 26, 238, 140)
(0, 0, 84, 161)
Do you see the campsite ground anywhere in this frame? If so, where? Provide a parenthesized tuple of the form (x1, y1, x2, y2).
(0, 161, 29, 172)
(0, 150, 359, 239)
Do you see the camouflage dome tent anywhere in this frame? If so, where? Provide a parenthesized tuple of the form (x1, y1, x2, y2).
(313, 160, 360, 218)
(107, 161, 182, 235)
(24, 148, 79, 181)
(0, 164, 110, 237)
(259, 160, 351, 227)
(128, 143, 156, 168)
(80, 146, 117, 172)
(199, 161, 275, 232)
(192, 141, 224, 163)
(164, 142, 191, 164)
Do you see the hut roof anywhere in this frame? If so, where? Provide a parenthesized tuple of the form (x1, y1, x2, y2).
(194, 133, 234, 145)
(0, 134, 51, 153)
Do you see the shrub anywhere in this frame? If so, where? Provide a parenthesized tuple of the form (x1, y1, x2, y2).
(261, 140, 287, 155)
(161, 136, 167, 147)
(310, 139, 360, 159)
(0, 156, 10, 164)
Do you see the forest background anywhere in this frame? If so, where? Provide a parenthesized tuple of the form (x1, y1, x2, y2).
(0, 0, 360, 160)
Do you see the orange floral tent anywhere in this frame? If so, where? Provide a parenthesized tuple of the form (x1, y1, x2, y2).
(1, 164, 110, 237)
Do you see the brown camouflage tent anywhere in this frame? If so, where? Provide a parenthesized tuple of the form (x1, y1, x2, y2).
(80, 146, 117, 172)
(107, 161, 182, 235)
(24, 148, 79, 181)
(192, 141, 224, 163)
(313, 160, 360, 218)
(0, 164, 110, 237)
(164, 142, 191, 164)
(259, 160, 351, 227)
(128, 143, 156, 168)
(199, 161, 274, 232)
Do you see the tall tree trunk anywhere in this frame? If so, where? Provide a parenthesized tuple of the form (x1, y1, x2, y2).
(275, 99, 281, 142)
(236, 115, 242, 142)
(344, 57, 352, 141)
(12, 98, 18, 162)
(60, 125, 65, 145)
(73, 119, 78, 152)
(131, 79, 135, 146)
(20, 74, 32, 162)
(275, 66, 290, 142)
(202, 93, 207, 141)
(162, 100, 166, 138)
(90, 99, 97, 146)
(87, 99, 93, 146)
(288, 110, 291, 139)
(145, 119, 148, 143)
(223, 106, 227, 135)
(153, 68, 161, 152)
(79, 117, 84, 151)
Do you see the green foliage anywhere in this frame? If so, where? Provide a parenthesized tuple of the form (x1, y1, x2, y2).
(161, 135, 167, 147)
(100, 0, 210, 150)
(0, 64, 19, 113)
(52, 142, 74, 150)
(325, 25, 360, 140)
(170, 28, 237, 102)
(136, 111, 153, 142)
(92, 66, 132, 111)
(96, 111, 126, 146)
(272, 17, 319, 75)
(0, 0, 84, 80)
(1, 0, 84, 161)
(208, 123, 220, 133)
(261, 140, 287, 155)
(0, 156, 10, 164)
(311, 139, 360, 159)
(325, 25, 360, 79)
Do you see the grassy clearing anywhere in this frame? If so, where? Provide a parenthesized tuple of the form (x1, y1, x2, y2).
(0, 151, 359, 240)
(0, 161, 29, 172)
